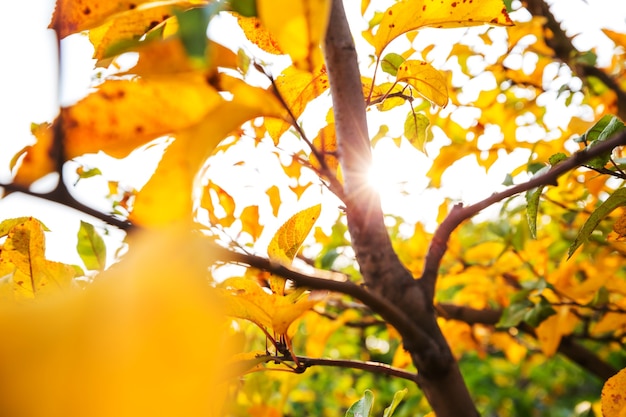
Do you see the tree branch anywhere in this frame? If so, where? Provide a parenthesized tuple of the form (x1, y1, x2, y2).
(420, 129, 626, 298)
(524, 0, 626, 122)
(438, 303, 618, 380)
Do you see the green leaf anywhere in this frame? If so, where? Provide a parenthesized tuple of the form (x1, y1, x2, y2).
(230, 0, 257, 17)
(548, 152, 567, 166)
(383, 388, 407, 417)
(403, 111, 431, 153)
(525, 165, 550, 239)
(577, 115, 625, 169)
(77, 221, 107, 271)
(380, 53, 405, 76)
(568, 188, 626, 258)
(523, 296, 556, 327)
(497, 295, 533, 328)
(175, 6, 214, 64)
(345, 389, 374, 417)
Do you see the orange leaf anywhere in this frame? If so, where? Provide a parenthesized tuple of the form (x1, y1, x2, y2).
(236, 15, 283, 55)
(602, 367, 626, 417)
(63, 74, 223, 159)
(12, 122, 56, 187)
(311, 123, 339, 175)
(266, 185, 281, 217)
(240, 206, 264, 241)
(50, 0, 159, 38)
(372, 0, 513, 56)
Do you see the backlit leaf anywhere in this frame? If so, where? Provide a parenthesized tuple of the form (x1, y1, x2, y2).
(265, 66, 330, 143)
(383, 389, 408, 417)
(77, 221, 107, 271)
(403, 111, 431, 152)
(50, 0, 159, 38)
(568, 188, 626, 258)
(602, 367, 626, 417)
(267, 204, 321, 295)
(87, 3, 180, 62)
(63, 74, 223, 159)
(396, 60, 448, 107)
(236, 15, 283, 54)
(13, 122, 56, 187)
(380, 52, 405, 76)
(266, 185, 281, 217)
(372, 0, 513, 56)
(345, 389, 374, 417)
(0, 218, 76, 300)
(241, 205, 263, 241)
(257, 0, 331, 71)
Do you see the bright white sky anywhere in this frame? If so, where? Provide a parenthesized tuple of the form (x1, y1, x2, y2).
(1, 0, 625, 266)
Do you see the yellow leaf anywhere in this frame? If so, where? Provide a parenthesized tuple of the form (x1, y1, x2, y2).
(202, 182, 237, 227)
(591, 312, 626, 337)
(88, 3, 180, 62)
(372, 0, 513, 56)
(0, 227, 232, 417)
(257, 0, 331, 71)
(396, 60, 448, 107)
(219, 277, 274, 330)
(272, 295, 318, 336)
(63, 74, 223, 159)
(267, 204, 321, 294)
(266, 185, 281, 217)
(128, 38, 239, 77)
(130, 77, 284, 226)
(241, 205, 264, 241)
(535, 306, 578, 357)
(289, 182, 313, 200)
(265, 66, 330, 143)
(602, 367, 626, 417)
(311, 123, 339, 175)
(236, 15, 283, 55)
(0, 218, 75, 300)
(13, 122, 56, 187)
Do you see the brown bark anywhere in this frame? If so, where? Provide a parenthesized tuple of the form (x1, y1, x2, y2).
(322, 1, 478, 415)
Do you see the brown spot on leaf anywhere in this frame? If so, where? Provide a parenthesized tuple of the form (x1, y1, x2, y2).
(135, 126, 144, 134)
(388, 10, 393, 15)
(451, 1, 457, 6)
(422, 5, 426, 11)
(83, 7, 91, 15)
(129, 3, 137, 9)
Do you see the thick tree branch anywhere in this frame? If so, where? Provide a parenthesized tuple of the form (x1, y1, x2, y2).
(438, 303, 618, 380)
(420, 129, 626, 298)
(323, 1, 477, 415)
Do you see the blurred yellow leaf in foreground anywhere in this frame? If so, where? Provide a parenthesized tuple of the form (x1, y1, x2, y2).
(0, 227, 232, 417)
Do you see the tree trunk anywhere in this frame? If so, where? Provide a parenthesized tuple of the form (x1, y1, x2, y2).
(323, 1, 479, 415)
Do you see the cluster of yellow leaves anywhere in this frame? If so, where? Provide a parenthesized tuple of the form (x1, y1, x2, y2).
(219, 205, 322, 361)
